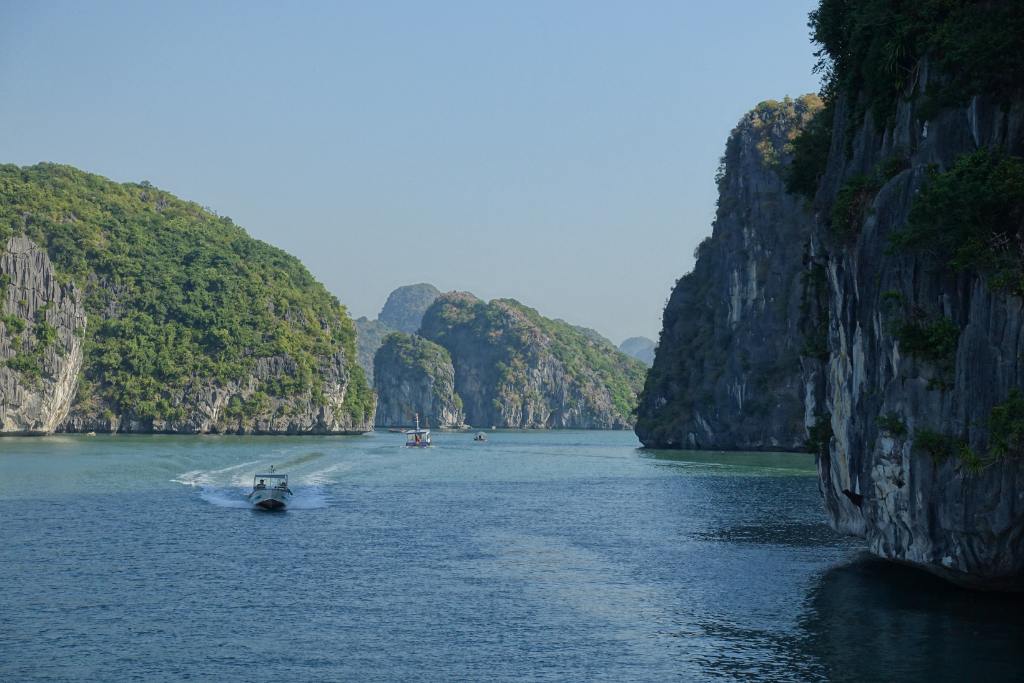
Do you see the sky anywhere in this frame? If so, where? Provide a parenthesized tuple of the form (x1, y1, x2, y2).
(0, 0, 820, 343)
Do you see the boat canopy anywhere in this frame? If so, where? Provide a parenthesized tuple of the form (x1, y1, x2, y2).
(255, 473, 288, 480)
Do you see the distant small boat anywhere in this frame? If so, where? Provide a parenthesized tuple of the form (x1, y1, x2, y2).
(405, 414, 431, 448)
(473, 432, 487, 442)
(247, 465, 292, 510)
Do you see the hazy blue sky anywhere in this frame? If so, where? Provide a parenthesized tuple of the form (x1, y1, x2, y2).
(0, 1, 819, 343)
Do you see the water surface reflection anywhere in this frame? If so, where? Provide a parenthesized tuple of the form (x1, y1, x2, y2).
(801, 557, 1024, 682)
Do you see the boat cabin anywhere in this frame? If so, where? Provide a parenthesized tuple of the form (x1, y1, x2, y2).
(404, 413, 432, 447)
(405, 428, 431, 447)
(253, 472, 289, 490)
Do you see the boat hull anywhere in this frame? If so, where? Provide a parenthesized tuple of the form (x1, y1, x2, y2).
(248, 489, 291, 510)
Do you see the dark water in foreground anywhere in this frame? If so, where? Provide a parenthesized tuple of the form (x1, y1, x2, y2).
(1, 431, 1021, 681)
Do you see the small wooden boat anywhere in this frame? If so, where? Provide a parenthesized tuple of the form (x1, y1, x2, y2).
(404, 414, 431, 448)
(247, 465, 292, 510)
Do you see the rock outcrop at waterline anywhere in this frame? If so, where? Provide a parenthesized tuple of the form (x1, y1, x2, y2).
(0, 236, 86, 433)
(418, 292, 646, 429)
(635, 96, 820, 450)
(373, 332, 464, 428)
(806, 81, 1024, 589)
(0, 164, 374, 434)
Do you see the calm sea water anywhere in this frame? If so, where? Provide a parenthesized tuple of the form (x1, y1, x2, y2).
(1, 430, 1021, 681)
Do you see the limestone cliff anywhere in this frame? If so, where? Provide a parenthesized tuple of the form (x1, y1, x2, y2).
(800, 2, 1024, 588)
(0, 164, 374, 434)
(373, 332, 464, 428)
(807, 78, 1024, 588)
(0, 236, 86, 434)
(420, 292, 645, 429)
(635, 96, 821, 450)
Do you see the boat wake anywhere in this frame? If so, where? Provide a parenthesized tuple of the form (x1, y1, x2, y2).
(298, 463, 353, 486)
(174, 457, 337, 509)
(172, 460, 261, 488)
(198, 487, 252, 508)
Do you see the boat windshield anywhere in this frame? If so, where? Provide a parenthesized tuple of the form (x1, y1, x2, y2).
(253, 474, 288, 488)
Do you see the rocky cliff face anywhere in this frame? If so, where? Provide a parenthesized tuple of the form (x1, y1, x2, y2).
(60, 349, 370, 434)
(373, 332, 464, 428)
(0, 164, 374, 435)
(420, 292, 645, 429)
(378, 283, 441, 334)
(636, 96, 821, 450)
(0, 236, 86, 434)
(807, 68, 1024, 588)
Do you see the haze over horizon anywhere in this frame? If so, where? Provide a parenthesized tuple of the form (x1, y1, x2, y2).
(0, 0, 819, 343)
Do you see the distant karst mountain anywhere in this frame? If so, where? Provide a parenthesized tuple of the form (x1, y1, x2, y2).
(0, 163, 374, 434)
(619, 337, 655, 366)
(353, 283, 442, 384)
(410, 292, 646, 429)
(378, 283, 441, 334)
(354, 316, 394, 385)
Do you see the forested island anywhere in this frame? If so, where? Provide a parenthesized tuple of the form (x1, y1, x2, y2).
(0, 164, 374, 434)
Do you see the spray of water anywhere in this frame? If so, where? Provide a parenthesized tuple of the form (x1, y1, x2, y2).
(174, 457, 338, 510)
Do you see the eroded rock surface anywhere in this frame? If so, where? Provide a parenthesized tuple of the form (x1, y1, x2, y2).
(0, 236, 86, 434)
(808, 69, 1024, 589)
(373, 332, 463, 428)
(420, 292, 645, 429)
(636, 96, 820, 450)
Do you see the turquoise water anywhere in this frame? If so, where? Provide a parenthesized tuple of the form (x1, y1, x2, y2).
(1, 431, 1021, 681)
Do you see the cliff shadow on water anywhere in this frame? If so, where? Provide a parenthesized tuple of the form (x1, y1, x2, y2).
(801, 557, 1024, 681)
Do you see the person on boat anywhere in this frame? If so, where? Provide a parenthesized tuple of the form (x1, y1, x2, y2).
(257, 479, 266, 489)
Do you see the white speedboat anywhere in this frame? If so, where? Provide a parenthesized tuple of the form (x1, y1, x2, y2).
(247, 466, 292, 510)
(404, 414, 431, 448)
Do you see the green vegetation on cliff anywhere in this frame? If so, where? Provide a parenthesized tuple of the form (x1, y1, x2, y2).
(810, 0, 1024, 125)
(354, 316, 395, 384)
(891, 150, 1024, 293)
(375, 332, 457, 390)
(422, 293, 645, 428)
(0, 163, 373, 424)
(373, 331, 463, 428)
